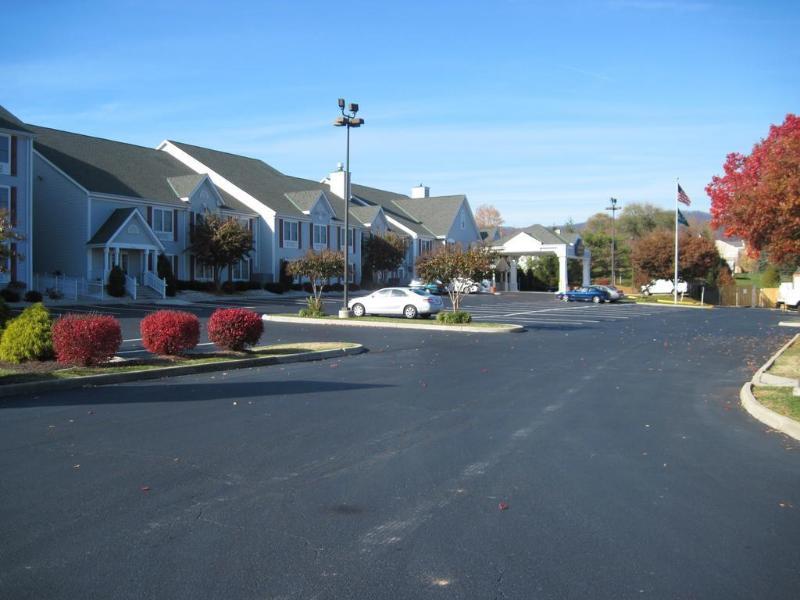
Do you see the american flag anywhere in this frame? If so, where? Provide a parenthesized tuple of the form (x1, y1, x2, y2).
(677, 183, 691, 206)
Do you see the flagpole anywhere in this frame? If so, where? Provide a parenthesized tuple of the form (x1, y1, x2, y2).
(674, 179, 679, 304)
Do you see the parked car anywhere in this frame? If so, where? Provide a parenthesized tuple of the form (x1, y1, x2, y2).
(557, 287, 611, 303)
(640, 279, 688, 295)
(348, 287, 444, 319)
(409, 278, 446, 295)
(589, 284, 624, 302)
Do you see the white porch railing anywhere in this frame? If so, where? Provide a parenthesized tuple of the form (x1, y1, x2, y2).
(124, 274, 137, 300)
(32, 273, 80, 301)
(82, 280, 105, 300)
(144, 271, 167, 299)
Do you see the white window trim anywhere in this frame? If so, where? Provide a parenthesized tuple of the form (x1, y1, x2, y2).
(152, 207, 174, 239)
(231, 257, 250, 281)
(283, 220, 299, 249)
(0, 185, 9, 279)
(0, 134, 9, 176)
(313, 224, 328, 249)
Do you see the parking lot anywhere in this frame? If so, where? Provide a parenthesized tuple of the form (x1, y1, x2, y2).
(14, 291, 687, 356)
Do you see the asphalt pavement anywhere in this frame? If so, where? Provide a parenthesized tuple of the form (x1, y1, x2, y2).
(1, 300, 798, 599)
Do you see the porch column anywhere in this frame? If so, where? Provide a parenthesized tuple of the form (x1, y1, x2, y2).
(113, 247, 120, 266)
(103, 247, 109, 280)
(145, 249, 151, 273)
(509, 258, 518, 292)
(582, 248, 592, 286)
(557, 249, 568, 292)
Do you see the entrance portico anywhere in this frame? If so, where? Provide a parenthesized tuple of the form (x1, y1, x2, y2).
(491, 225, 591, 292)
(86, 208, 165, 285)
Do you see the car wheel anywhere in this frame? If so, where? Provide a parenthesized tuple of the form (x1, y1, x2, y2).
(352, 303, 366, 317)
(403, 305, 418, 319)
(592, 296, 601, 304)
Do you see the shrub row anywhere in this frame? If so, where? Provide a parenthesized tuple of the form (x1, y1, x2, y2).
(0, 306, 264, 366)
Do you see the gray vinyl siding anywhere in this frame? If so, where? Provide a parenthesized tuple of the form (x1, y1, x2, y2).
(445, 203, 481, 247)
(0, 133, 33, 284)
(32, 153, 88, 278)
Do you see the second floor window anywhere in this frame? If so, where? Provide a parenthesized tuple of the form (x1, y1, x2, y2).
(0, 135, 9, 176)
(152, 208, 174, 236)
(313, 224, 327, 248)
(283, 220, 298, 247)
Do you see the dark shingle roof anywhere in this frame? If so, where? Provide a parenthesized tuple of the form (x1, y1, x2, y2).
(30, 126, 198, 206)
(347, 184, 433, 237)
(0, 105, 33, 134)
(87, 208, 138, 244)
(393, 195, 466, 237)
(285, 190, 324, 213)
(349, 204, 383, 227)
(495, 224, 575, 246)
(167, 174, 205, 198)
(168, 141, 325, 218)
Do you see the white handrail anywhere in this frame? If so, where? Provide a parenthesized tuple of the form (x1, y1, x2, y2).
(124, 274, 137, 300)
(144, 271, 166, 299)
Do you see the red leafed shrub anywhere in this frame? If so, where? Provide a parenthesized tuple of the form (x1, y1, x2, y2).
(207, 308, 263, 351)
(52, 314, 122, 366)
(140, 310, 199, 355)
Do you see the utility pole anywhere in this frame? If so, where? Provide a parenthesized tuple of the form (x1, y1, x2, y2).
(605, 197, 620, 285)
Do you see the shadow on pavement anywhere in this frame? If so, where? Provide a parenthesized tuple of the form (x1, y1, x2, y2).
(1, 380, 393, 409)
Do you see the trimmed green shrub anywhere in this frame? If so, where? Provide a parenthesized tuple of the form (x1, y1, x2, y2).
(107, 266, 126, 297)
(0, 303, 53, 363)
(299, 296, 324, 318)
(436, 310, 472, 324)
(1, 288, 20, 303)
(0, 297, 10, 327)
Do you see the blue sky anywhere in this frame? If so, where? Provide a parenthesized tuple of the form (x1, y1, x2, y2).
(4, 0, 798, 226)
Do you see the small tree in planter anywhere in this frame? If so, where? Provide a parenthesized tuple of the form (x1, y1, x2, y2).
(190, 213, 253, 292)
(157, 253, 178, 297)
(107, 266, 126, 297)
(415, 245, 494, 313)
(286, 250, 344, 316)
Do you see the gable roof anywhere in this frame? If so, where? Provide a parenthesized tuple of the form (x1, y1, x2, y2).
(349, 204, 383, 227)
(167, 173, 255, 215)
(31, 126, 198, 207)
(167, 140, 326, 218)
(88, 208, 139, 245)
(394, 195, 466, 237)
(0, 105, 33, 134)
(496, 224, 575, 246)
(347, 183, 433, 237)
(285, 190, 326, 214)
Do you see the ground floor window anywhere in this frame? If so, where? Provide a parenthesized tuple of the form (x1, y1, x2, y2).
(196, 259, 214, 281)
(231, 258, 249, 281)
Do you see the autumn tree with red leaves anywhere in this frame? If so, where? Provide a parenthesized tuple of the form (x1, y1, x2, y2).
(631, 229, 719, 284)
(707, 114, 800, 265)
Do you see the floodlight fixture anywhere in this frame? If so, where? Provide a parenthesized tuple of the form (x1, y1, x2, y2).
(338, 98, 345, 109)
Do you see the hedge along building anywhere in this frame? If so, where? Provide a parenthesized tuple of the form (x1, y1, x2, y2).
(29, 126, 257, 298)
(0, 106, 34, 289)
(491, 225, 592, 292)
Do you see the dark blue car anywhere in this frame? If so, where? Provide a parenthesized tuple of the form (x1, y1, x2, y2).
(557, 287, 610, 304)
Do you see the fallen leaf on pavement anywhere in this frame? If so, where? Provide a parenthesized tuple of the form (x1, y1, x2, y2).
(498, 502, 509, 511)
(140, 486, 151, 492)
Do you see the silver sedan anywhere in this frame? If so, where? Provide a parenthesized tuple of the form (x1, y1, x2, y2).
(348, 287, 444, 319)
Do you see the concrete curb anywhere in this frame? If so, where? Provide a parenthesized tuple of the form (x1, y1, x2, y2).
(0, 345, 365, 400)
(262, 314, 524, 334)
(740, 382, 800, 442)
(753, 333, 799, 388)
(779, 321, 800, 328)
(635, 300, 713, 309)
(739, 333, 800, 440)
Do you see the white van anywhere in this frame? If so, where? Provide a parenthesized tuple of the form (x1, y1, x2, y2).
(641, 279, 688, 295)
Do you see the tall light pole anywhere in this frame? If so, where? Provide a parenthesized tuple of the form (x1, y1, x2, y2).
(333, 98, 364, 318)
(606, 197, 620, 285)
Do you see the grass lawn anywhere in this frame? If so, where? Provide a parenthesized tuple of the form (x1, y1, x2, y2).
(769, 337, 800, 379)
(634, 295, 708, 306)
(754, 386, 800, 421)
(272, 313, 512, 328)
(0, 342, 358, 385)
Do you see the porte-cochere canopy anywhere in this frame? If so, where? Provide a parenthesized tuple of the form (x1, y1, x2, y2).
(490, 225, 591, 292)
